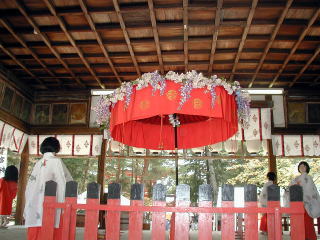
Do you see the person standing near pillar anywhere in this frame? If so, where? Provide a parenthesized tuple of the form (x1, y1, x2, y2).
(258, 171, 276, 234)
(290, 161, 320, 240)
(0, 165, 18, 227)
(24, 137, 72, 240)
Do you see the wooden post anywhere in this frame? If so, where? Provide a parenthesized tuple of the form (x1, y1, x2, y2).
(84, 182, 100, 240)
(175, 184, 190, 240)
(221, 184, 235, 240)
(289, 185, 305, 240)
(106, 183, 121, 240)
(15, 140, 30, 225)
(151, 184, 166, 240)
(128, 183, 144, 240)
(198, 184, 213, 240)
(97, 138, 107, 200)
(267, 139, 277, 180)
(267, 184, 281, 240)
(244, 184, 258, 240)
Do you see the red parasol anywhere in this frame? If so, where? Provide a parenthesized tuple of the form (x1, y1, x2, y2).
(93, 71, 250, 185)
(110, 81, 239, 150)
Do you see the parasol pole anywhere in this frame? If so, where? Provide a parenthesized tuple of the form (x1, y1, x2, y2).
(173, 114, 179, 185)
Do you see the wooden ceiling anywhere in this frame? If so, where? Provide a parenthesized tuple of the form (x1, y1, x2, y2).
(0, 0, 319, 92)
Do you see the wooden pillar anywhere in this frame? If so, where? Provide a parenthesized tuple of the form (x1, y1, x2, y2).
(97, 138, 107, 199)
(267, 139, 277, 179)
(15, 140, 30, 225)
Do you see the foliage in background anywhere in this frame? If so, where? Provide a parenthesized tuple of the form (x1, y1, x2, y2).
(62, 157, 98, 194)
(179, 159, 207, 204)
(225, 158, 269, 187)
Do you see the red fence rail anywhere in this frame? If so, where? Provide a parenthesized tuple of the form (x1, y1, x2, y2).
(41, 181, 305, 240)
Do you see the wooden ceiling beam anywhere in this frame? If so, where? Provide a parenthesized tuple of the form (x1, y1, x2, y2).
(289, 45, 320, 88)
(0, 41, 47, 89)
(1, 34, 319, 49)
(147, 0, 164, 74)
(112, 0, 141, 76)
(269, 8, 320, 88)
(183, 0, 188, 72)
(8, 58, 318, 67)
(14, 0, 85, 89)
(0, 18, 62, 88)
(1, 48, 316, 61)
(78, 0, 122, 84)
(1, 19, 319, 34)
(1, 1, 318, 18)
(249, 0, 293, 88)
(229, 0, 258, 82)
(17, 69, 320, 79)
(43, 0, 105, 89)
(208, 0, 223, 74)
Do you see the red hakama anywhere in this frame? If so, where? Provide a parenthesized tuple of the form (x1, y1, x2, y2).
(0, 178, 18, 215)
(260, 214, 267, 232)
(27, 216, 63, 240)
(304, 209, 317, 240)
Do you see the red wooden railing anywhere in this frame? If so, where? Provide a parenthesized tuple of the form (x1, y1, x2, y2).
(41, 181, 306, 240)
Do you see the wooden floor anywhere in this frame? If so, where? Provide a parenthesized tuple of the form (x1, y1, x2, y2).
(0, 226, 293, 240)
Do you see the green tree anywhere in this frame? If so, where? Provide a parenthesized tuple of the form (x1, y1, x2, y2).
(179, 159, 207, 204)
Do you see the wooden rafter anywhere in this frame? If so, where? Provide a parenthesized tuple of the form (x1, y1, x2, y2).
(1, 19, 320, 34)
(112, 0, 141, 76)
(1, 34, 319, 49)
(269, 8, 320, 88)
(43, 0, 104, 89)
(0, 18, 62, 88)
(13, 68, 319, 76)
(17, 69, 320, 80)
(208, 0, 223, 74)
(147, 0, 164, 74)
(248, 0, 293, 88)
(229, 0, 258, 82)
(1, 2, 318, 18)
(14, 0, 86, 88)
(78, 0, 122, 84)
(0, 41, 47, 89)
(183, 0, 188, 72)
(289, 45, 320, 88)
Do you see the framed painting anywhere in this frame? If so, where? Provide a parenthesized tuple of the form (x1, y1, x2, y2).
(21, 100, 32, 122)
(70, 103, 87, 124)
(52, 104, 68, 125)
(12, 93, 23, 117)
(287, 102, 305, 124)
(307, 103, 320, 124)
(1, 86, 14, 111)
(34, 104, 50, 125)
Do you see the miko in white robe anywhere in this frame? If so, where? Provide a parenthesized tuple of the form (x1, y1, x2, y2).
(287, 161, 320, 240)
(290, 172, 320, 219)
(24, 152, 72, 228)
(258, 180, 274, 208)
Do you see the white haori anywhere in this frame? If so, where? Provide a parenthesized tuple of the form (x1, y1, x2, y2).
(258, 180, 273, 208)
(24, 152, 72, 228)
(290, 173, 320, 218)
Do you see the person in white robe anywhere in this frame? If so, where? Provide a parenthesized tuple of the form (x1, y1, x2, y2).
(24, 137, 72, 240)
(289, 161, 320, 240)
(258, 172, 276, 233)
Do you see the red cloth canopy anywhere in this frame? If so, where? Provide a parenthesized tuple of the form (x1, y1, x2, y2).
(110, 81, 238, 150)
